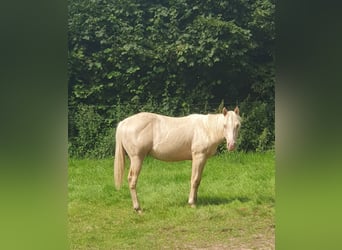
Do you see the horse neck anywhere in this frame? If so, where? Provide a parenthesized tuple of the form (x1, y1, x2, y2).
(207, 114, 225, 144)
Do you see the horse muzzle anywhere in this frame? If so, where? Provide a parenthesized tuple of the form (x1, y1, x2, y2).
(227, 142, 235, 151)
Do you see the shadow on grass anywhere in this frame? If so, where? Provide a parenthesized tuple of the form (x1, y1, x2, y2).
(196, 196, 251, 206)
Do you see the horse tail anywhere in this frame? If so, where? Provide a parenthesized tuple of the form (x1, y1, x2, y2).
(114, 122, 125, 190)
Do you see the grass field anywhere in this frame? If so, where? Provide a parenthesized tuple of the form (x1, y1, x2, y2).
(68, 151, 275, 249)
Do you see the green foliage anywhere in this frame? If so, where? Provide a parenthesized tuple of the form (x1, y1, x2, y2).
(68, 104, 114, 158)
(238, 98, 274, 152)
(68, 0, 275, 157)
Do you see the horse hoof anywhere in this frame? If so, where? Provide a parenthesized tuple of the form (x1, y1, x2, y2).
(189, 203, 196, 208)
(134, 208, 143, 214)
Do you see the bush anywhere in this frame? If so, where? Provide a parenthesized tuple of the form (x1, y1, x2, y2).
(238, 99, 274, 152)
(68, 104, 114, 158)
(68, 98, 275, 158)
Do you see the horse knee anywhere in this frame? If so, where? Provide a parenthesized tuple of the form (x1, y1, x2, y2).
(192, 177, 201, 188)
(192, 181, 199, 189)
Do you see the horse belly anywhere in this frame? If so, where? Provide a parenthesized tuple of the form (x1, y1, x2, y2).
(150, 143, 192, 161)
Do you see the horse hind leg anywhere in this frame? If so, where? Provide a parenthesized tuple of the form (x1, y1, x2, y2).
(128, 156, 143, 213)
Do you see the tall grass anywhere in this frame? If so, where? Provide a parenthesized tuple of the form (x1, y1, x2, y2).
(68, 151, 275, 249)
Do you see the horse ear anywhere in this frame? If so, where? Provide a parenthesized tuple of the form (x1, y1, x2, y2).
(234, 106, 240, 115)
(222, 107, 228, 116)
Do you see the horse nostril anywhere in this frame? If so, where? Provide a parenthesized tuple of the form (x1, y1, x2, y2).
(227, 142, 235, 151)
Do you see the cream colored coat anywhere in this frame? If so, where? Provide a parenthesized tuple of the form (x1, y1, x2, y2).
(114, 107, 241, 212)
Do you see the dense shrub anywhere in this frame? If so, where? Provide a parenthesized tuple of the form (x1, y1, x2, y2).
(238, 98, 274, 152)
(68, 99, 274, 158)
(68, 0, 275, 158)
(68, 104, 114, 158)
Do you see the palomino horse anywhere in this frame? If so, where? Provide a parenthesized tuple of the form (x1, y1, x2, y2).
(114, 107, 241, 212)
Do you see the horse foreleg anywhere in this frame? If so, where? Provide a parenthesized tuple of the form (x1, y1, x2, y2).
(128, 156, 143, 213)
(188, 153, 207, 207)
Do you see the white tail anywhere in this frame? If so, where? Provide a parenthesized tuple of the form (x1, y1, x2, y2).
(114, 123, 125, 189)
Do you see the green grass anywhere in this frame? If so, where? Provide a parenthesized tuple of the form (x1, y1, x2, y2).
(68, 151, 275, 249)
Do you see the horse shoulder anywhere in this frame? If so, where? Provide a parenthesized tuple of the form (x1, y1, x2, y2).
(189, 116, 209, 152)
(191, 115, 223, 156)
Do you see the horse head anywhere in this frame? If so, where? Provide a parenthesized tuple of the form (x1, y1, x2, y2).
(222, 106, 241, 151)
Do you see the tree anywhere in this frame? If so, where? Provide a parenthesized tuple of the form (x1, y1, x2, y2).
(68, 0, 275, 157)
